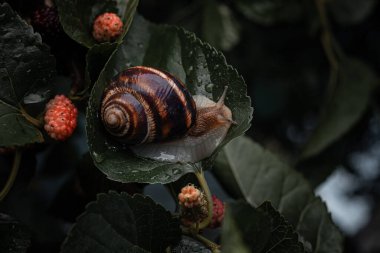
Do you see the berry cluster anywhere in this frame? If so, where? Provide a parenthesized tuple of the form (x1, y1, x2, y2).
(92, 12, 123, 42)
(178, 184, 203, 208)
(209, 195, 225, 228)
(178, 184, 208, 226)
(44, 95, 78, 141)
(31, 6, 62, 38)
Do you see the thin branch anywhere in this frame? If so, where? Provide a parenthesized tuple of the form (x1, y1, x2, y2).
(194, 169, 213, 230)
(315, 0, 339, 101)
(20, 106, 43, 128)
(0, 150, 22, 201)
(182, 228, 221, 252)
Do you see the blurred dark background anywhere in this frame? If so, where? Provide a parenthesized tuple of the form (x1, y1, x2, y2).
(2, 0, 380, 252)
(138, 1, 380, 252)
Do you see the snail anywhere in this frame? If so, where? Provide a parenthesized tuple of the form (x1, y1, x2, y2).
(100, 66, 235, 163)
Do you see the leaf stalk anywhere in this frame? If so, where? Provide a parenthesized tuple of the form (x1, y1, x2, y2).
(0, 150, 22, 201)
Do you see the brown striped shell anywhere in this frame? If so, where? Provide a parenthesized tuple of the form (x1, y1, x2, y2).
(100, 66, 197, 145)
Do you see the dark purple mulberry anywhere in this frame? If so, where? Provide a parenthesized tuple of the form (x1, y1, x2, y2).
(31, 6, 62, 38)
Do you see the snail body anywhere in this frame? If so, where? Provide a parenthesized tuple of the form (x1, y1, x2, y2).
(101, 66, 234, 163)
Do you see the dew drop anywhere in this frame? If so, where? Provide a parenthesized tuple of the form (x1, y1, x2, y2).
(92, 152, 104, 163)
(205, 83, 214, 93)
(186, 66, 193, 75)
(172, 168, 181, 175)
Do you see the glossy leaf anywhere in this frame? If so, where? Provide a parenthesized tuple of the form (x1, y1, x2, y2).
(84, 43, 117, 93)
(56, 0, 139, 48)
(301, 58, 378, 159)
(214, 136, 343, 253)
(222, 201, 305, 253)
(61, 192, 181, 253)
(86, 14, 253, 184)
(0, 3, 55, 146)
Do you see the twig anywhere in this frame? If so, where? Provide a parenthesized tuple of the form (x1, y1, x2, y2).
(194, 168, 213, 230)
(315, 0, 339, 101)
(0, 150, 22, 201)
(20, 107, 43, 128)
(182, 228, 221, 252)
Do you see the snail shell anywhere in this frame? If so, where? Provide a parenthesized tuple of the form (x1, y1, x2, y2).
(101, 66, 196, 144)
(101, 66, 234, 163)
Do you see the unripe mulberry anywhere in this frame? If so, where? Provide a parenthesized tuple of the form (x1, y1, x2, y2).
(178, 184, 203, 208)
(178, 184, 208, 226)
(209, 195, 225, 228)
(92, 12, 123, 42)
(44, 95, 78, 141)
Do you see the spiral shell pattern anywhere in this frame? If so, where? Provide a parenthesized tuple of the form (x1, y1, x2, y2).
(101, 66, 197, 144)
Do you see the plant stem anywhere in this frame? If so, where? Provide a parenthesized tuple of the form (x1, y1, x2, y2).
(182, 229, 221, 252)
(0, 150, 22, 201)
(193, 234, 221, 253)
(20, 107, 43, 128)
(315, 0, 339, 102)
(194, 168, 213, 230)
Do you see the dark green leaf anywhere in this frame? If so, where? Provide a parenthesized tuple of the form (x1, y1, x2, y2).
(328, 0, 377, 25)
(214, 136, 343, 253)
(0, 3, 55, 146)
(56, 0, 139, 48)
(61, 192, 181, 253)
(222, 201, 305, 253)
(235, 0, 307, 25)
(86, 14, 252, 184)
(301, 58, 378, 159)
(0, 213, 31, 253)
(84, 43, 117, 93)
(202, 0, 240, 51)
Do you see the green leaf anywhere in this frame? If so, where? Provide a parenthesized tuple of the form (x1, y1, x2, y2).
(84, 43, 118, 94)
(235, 0, 308, 25)
(86, 14, 253, 184)
(56, 0, 139, 48)
(0, 3, 55, 147)
(0, 213, 31, 253)
(222, 201, 305, 253)
(301, 57, 378, 159)
(202, 0, 240, 51)
(61, 192, 181, 253)
(328, 0, 377, 25)
(214, 136, 343, 253)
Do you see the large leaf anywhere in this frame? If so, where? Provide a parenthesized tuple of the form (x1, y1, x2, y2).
(214, 136, 343, 253)
(61, 192, 180, 253)
(84, 43, 117, 93)
(86, 14, 253, 184)
(222, 201, 305, 253)
(235, 0, 308, 25)
(202, 0, 240, 51)
(0, 3, 55, 147)
(301, 58, 378, 159)
(56, 0, 139, 48)
(0, 213, 31, 253)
